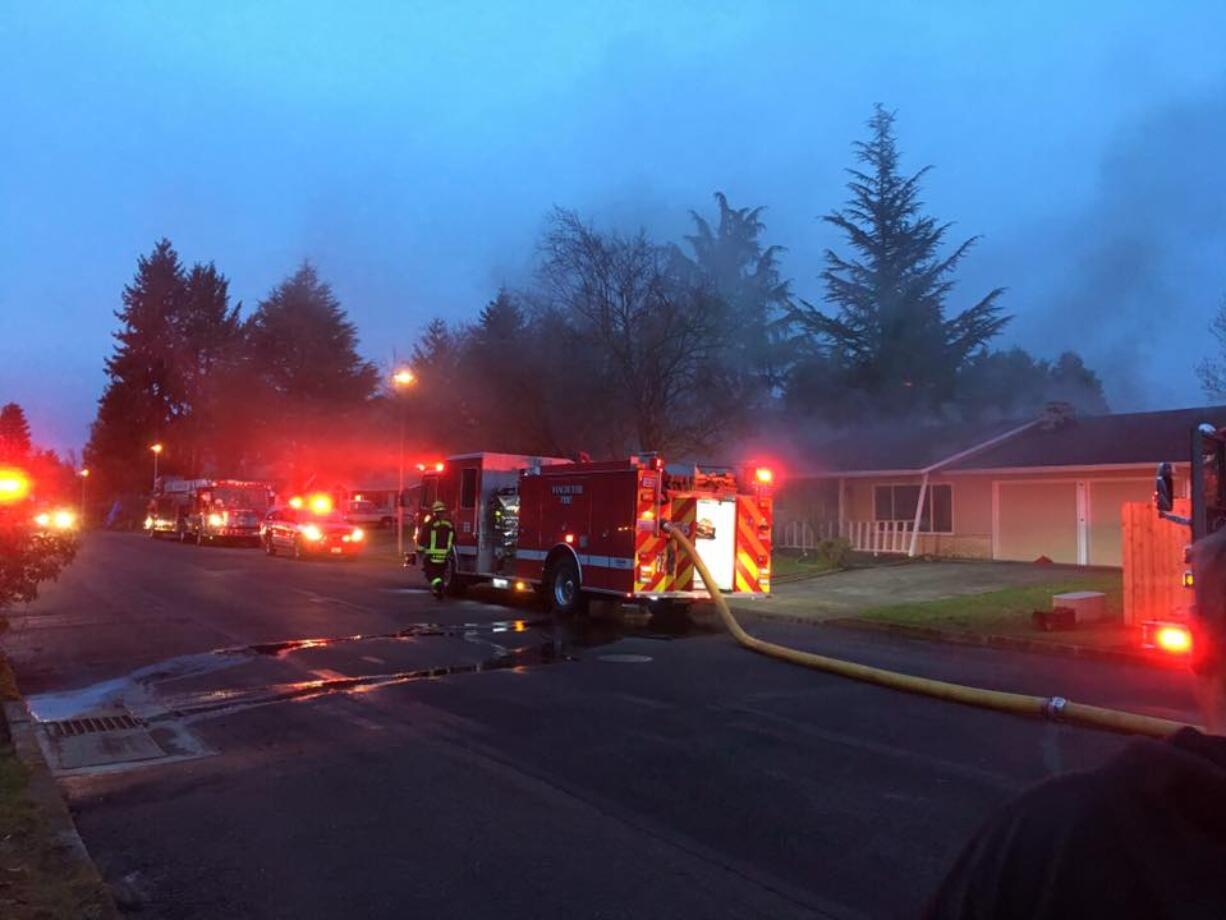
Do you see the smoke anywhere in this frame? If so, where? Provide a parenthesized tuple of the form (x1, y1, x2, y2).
(1012, 78, 1226, 410)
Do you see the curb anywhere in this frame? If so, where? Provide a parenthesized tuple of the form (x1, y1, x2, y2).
(1, 688, 121, 918)
(818, 617, 1174, 669)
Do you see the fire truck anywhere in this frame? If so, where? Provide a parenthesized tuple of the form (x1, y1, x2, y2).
(1149, 423, 1226, 653)
(410, 452, 774, 615)
(147, 478, 273, 546)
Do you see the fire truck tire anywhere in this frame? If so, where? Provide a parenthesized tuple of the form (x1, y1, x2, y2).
(546, 555, 586, 616)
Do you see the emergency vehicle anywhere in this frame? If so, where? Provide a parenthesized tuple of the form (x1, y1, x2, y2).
(1149, 423, 1226, 654)
(411, 452, 774, 615)
(146, 478, 273, 545)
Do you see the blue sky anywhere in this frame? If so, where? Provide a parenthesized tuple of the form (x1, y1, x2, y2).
(3, 1, 1226, 451)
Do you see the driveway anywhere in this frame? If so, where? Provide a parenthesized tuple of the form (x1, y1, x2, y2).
(738, 561, 1101, 622)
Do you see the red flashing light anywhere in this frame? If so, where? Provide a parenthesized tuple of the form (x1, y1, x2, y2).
(564, 533, 575, 544)
(308, 493, 334, 515)
(288, 496, 305, 510)
(434, 462, 445, 472)
(415, 463, 426, 472)
(755, 467, 774, 485)
(1155, 624, 1193, 655)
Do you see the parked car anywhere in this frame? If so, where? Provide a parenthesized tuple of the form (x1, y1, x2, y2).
(344, 498, 394, 529)
(262, 507, 367, 559)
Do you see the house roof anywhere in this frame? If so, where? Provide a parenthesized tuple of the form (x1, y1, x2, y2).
(948, 406, 1226, 472)
(797, 417, 1032, 475)
(798, 405, 1226, 476)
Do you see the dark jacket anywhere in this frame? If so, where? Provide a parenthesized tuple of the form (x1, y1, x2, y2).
(925, 728, 1226, 919)
(418, 517, 454, 561)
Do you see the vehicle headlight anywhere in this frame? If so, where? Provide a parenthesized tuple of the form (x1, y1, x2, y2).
(351, 527, 364, 542)
(208, 512, 224, 527)
(302, 524, 323, 542)
(144, 516, 154, 529)
(35, 512, 51, 527)
(52, 509, 77, 530)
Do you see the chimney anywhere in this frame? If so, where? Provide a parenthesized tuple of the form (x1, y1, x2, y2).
(1039, 401, 1076, 431)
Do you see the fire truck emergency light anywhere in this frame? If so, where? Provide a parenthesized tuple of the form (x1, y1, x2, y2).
(0, 468, 31, 504)
(308, 493, 333, 515)
(288, 496, 305, 509)
(755, 467, 774, 484)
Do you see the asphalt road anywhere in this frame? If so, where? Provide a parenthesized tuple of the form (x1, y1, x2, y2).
(2, 532, 1202, 918)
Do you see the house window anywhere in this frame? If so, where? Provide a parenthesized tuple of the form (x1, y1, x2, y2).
(874, 483, 953, 533)
(460, 468, 478, 510)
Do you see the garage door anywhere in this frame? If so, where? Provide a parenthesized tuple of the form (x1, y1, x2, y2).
(996, 482, 1078, 564)
(1088, 480, 1153, 567)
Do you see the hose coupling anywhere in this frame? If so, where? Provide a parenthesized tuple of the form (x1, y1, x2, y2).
(1043, 696, 1068, 720)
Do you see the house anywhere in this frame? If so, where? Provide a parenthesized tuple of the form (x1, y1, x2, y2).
(776, 404, 1225, 567)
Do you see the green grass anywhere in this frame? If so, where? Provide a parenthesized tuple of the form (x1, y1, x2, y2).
(0, 741, 112, 918)
(856, 572, 1124, 636)
(770, 550, 840, 580)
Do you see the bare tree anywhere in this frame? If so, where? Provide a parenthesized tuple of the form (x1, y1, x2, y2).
(1198, 295, 1226, 399)
(538, 210, 734, 456)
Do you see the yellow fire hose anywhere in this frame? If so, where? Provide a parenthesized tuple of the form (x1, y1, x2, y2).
(665, 525, 1200, 739)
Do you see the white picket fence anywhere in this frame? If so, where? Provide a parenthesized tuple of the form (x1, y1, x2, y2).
(775, 519, 915, 555)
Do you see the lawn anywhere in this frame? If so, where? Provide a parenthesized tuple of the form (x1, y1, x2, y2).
(855, 571, 1125, 637)
(770, 549, 840, 581)
(0, 738, 114, 918)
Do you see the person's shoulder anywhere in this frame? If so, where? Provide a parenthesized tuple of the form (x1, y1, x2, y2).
(925, 738, 1177, 919)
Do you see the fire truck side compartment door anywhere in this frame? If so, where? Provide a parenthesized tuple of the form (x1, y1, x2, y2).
(694, 498, 736, 592)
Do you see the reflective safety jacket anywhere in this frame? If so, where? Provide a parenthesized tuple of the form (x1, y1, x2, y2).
(418, 517, 454, 562)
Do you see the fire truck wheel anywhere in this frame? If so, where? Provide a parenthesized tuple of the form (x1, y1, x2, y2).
(547, 556, 586, 616)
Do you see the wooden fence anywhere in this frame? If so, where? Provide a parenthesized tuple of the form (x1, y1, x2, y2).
(1121, 498, 1191, 626)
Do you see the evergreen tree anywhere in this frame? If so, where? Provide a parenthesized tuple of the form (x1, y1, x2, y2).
(243, 263, 378, 478)
(86, 239, 188, 494)
(678, 192, 792, 393)
(789, 106, 1009, 418)
(0, 403, 32, 461)
(245, 263, 377, 404)
(177, 262, 242, 473)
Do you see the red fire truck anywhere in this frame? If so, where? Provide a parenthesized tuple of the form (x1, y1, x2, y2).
(410, 452, 774, 615)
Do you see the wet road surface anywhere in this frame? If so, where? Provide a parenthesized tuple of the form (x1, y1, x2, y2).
(3, 532, 1201, 918)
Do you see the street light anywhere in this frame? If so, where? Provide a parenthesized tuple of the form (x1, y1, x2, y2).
(392, 368, 417, 556)
(149, 443, 163, 490)
(78, 468, 90, 526)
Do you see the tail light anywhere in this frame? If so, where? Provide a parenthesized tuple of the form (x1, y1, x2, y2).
(1141, 620, 1193, 655)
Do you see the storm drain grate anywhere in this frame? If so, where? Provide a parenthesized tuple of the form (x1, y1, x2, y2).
(43, 713, 145, 738)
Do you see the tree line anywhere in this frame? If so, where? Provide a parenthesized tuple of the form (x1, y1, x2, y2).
(85, 105, 1108, 502)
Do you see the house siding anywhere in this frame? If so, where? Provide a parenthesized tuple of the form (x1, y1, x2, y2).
(778, 465, 1187, 567)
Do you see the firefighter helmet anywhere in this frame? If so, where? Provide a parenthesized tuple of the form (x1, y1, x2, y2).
(431, 501, 448, 514)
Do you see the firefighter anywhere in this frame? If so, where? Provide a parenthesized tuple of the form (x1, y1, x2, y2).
(418, 501, 454, 599)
